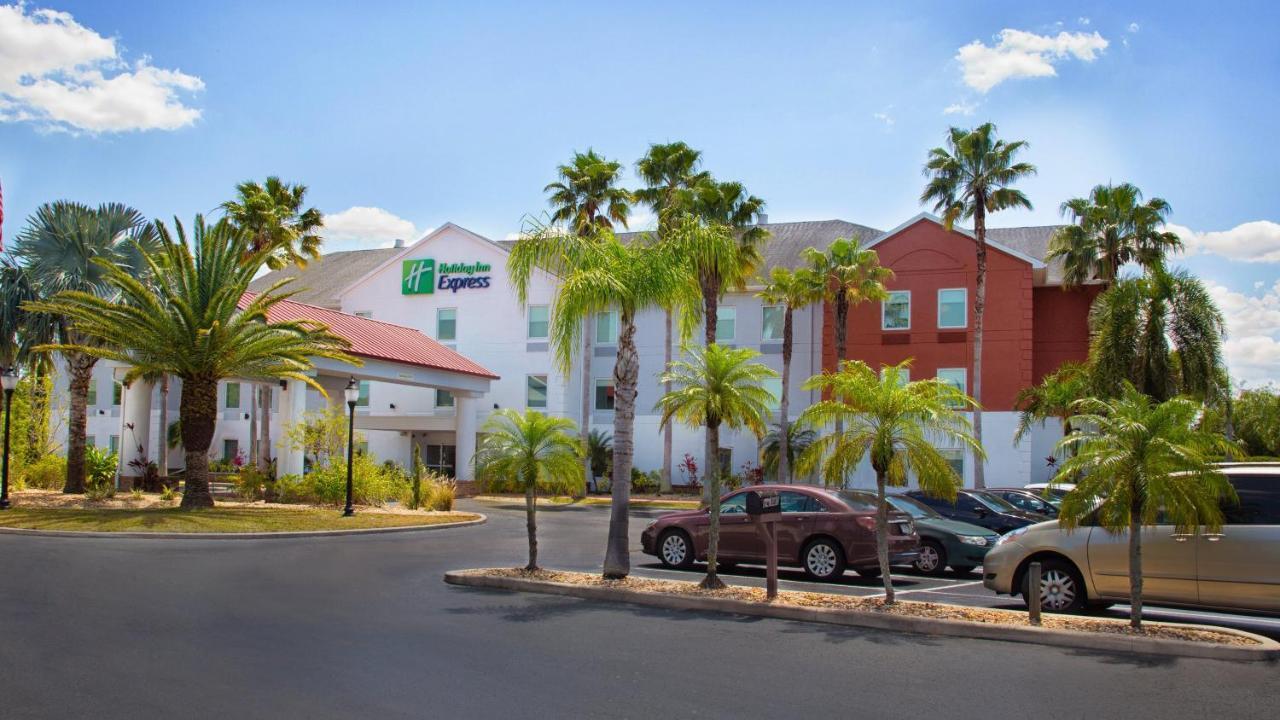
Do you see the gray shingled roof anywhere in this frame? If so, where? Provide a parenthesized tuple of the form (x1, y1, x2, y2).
(247, 247, 401, 309)
(984, 225, 1064, 283)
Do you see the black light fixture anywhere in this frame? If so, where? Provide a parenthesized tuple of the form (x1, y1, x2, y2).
(0, 367, 18, 510)
(342, 377, 360, 517)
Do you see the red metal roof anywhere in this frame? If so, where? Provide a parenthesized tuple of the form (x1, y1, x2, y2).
(239, 293, 499, 380)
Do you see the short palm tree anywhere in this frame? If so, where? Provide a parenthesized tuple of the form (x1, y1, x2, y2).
(14, 201, 157, 493)
(1048, 183, 1183, 287)
(1013, 362, 1092, 455)
(1053, 386, 1238, 629)
(508, 221, 699, 578)
(586, 429, 613, 481)
(797, 361, 982, 603)
(657, 344, 777, 589)
(474, 409, 584, 570)
(756, 266, 822, 482)
(760, 423, 817, 482)
(29, 216, 355, 509)
(921, 122, 1036, 489)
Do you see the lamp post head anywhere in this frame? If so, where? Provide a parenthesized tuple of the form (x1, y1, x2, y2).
(0, 367, 18, 393)
(344, 376, 360, 408)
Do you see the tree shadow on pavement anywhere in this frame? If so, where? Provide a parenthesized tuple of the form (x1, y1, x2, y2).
(443, 588, 777, 625)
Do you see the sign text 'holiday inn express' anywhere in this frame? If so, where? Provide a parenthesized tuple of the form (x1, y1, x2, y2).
(402, 258, 493, 294)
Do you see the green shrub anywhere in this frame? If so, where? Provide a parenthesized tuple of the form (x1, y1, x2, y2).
(84, 446, 118, 500)
(274, 455, 405, 506)
(423, 477, 456, 511)
(22, 455, 66, 490)
(630, 467, 658, 494)
(234, 465, 273, 501)
(159, 484, 179, 504)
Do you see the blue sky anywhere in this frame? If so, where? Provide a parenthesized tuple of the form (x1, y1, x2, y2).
(1, 1, 1277, 385)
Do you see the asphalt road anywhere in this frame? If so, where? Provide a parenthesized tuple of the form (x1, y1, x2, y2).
(0, 500, 1276, 720)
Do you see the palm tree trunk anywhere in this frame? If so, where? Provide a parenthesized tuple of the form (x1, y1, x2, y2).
(580, 320, 592, 495)
(259, 385, 272, 472)
(158, 375, 169, 482)
(875, 469, 894, 604)
(525, 477, 539, 571)
(701, 418, 725, 590)
(660, 309, 673, 493)
(972, 205, 987, 489)
(1128, 496, 1144, 630)
(603, 314, 638, 578)
(831, 293, 848, 479)
(701, 275, 720, 505)
(777, 306, 793, 483)
(179, 376, 218, 509)
(63, 352, 96, 494)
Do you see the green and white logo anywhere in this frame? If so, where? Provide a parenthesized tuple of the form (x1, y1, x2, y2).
(402, 258, 436, 295)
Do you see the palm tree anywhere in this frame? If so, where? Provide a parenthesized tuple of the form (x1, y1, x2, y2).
(29, 216, 354, 508)
(657, 344, 777, 589)
(756, 266, 822, 482)
(1013, 361, 1091, 456)
(797, 360, 982, 603)
(921, 122, 1036, 489)
(1088, 265, 1227, 404)
(543, 151, 633, 495)
(685, 180, 768, 345)
(760, 423, 817, 482)
(635, 142, 709, 494)
(586, 429, 612, 482)
(1053, 386, 1238, 629)
(474, 409, 583, 570)
(1048, 183, 1183, 287)
(508, 221, 698, 578)
(222, 177, 324, 473)
(14, 201, 157, 493)
(0, 260, 57, 464)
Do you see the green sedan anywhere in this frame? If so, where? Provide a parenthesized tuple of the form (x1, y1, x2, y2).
(886, 495, 1002, 576)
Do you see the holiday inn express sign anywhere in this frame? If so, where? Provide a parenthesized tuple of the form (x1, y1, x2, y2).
(402, 258, 493, 294)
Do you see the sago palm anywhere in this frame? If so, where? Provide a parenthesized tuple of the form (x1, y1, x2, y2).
(797, 360, 982, 603)
(29, 216, 355, 509)
(921, 122, 1036, 488)
(508, 220, 700, 578)
(1053, 385, 1238, 629)
(474, 409, 584, 570)
(657, 344, 777, 589)
(1048, 182, 1182, 287)
(756, 266, 823, 482)
(14, 201, 157, 493)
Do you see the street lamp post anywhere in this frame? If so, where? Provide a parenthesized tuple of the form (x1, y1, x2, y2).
(343, 377, 359, 517)
(0, 367, 18, 510)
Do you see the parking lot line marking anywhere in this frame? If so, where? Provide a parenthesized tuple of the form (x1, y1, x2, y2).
(896, 580, 985, 595)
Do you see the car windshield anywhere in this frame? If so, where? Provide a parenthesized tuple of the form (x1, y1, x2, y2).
(886, 495, 940, 519)
(835, 491, 879, 512)
(971, 491, 1017, 512)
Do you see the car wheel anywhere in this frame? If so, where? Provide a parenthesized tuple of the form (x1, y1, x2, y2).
(657, 529, 695, 570)
(854, 566, 882, 578)
(950, 565, 976, 576)
(801, 538, 846, 581)
(1023, 558, 1087, 613)
(914, 540, 948, 576)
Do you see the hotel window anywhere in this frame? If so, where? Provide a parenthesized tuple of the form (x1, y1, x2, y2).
(436, 389, 455, 408)
(436, 308, 457, 342)
(527, 305, 550, 340)
(937, 288, 967, 329)
(594, 379, 616, 411)
(595, 311, 618, 345)
(110, 435, 120, 454)
(223, 438, 238, 462)
(225, 382, 240, 409)
(761, 306, 784, 342)
(112, 381, 123, 406)
(942, 448, 964, 479)
(763, 377, 783, 412)
(937, 368, 967, 406)
(527, 375, 548, 408)
(86, 381, 98, 407)
(357, 381, 370, 408)
(882, 291, 910, 330)
(716, 306, 736, 342)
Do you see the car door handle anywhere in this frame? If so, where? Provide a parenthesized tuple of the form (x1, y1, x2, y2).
(1170, 533, 1193, 542)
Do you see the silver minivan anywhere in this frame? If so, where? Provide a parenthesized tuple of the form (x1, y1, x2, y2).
(983, 463, 1280, 613)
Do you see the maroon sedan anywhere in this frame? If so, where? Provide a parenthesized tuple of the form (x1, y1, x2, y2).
(640, 484, 920, 581)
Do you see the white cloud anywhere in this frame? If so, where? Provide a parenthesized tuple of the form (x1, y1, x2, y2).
(0, 4, 202, 133)
(1078, 17, 1091, 26)
(956, 29, 1109, 92)
(322, 207, 422, 250)
(1128, 22, 1141, 33)
(1208, 281, 1280, 387)
(943, 101, 978, 116)
(1168, 221, 1280, 263)
(873, 111, 894, 127)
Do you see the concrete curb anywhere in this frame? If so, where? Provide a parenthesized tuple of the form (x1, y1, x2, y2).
(444, 570, 1280, 663)
(0, 514, 486, 540)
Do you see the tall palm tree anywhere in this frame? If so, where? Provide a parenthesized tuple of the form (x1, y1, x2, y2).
(14, 201, 157, 493)
(685, 180, 768, 345)
(1053, 386, 1238, 628)
(756, 266, 822, 482)
(1048, 183, 1183, 287)
(657, 344, 777, 589)
(543, 151, 633, 494)
(797, 360, 982, 603)
(1013, 361, 1091, 454)
(1088, 265, 1227, 404)
(508, 221, 699, 578)
(29, 216, 355, 508)
(921, 122, 1036, 489)
(760, 423, 817, 482)
(222, 177, 324, 473)
(474, 409, 583, 570)
(0, 260, 57, 464)
(635, 142, 709, 493)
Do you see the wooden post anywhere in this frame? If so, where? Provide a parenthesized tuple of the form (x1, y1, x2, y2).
(765, 522, 778, 601)
(1028, 561, 1042, 626)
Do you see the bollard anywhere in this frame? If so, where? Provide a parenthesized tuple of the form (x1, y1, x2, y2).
(1028, 561, 1042, 626)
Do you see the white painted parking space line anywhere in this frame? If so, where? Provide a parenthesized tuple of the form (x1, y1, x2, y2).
(1116, 606, 1280, 627)
(895, 580, 985, 595)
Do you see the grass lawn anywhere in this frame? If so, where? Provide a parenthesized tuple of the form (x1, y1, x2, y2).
(0, 506, 481, 533)
(473, 494, 700, 510)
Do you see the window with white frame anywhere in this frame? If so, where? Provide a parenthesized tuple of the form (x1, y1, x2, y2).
(527, 375, 548, 408)
(86, 381, 98, 407)
(882, 291, 910, 330)
(941, 447, 964, 479)
(761, 306, 784, 342)
(357, 381, 370, 407)
(716, 306, 736, 342)
(594, 379, 615, 411)
(937, 288, 967, 329)
(112, 381, 123, 406)
(937, 368, 967, 406)
(762, 377, 783, 412)
(436, 389, 454, 408)
(595, 311, 618, 345)
(436, 308, 457, 342)
(225, 382, 240, 409)
(527, 305, 549, 340)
